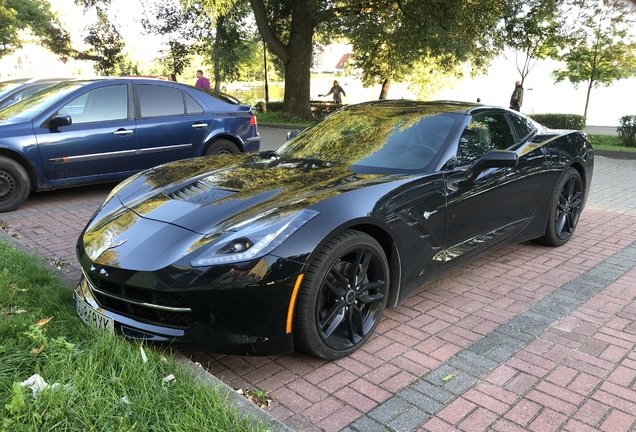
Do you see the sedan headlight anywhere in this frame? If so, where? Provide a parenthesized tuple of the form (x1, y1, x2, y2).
(190, 209, 319, 266)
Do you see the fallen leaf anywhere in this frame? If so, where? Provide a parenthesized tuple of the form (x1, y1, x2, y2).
(36, 317, 53, 326)
(442, 374, 454, 382)
(31, 345, 46, 355)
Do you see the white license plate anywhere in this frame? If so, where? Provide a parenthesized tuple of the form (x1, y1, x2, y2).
(75, 294, 115, 334)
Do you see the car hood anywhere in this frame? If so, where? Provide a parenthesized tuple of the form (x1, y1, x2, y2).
(81, 153, 400, 269)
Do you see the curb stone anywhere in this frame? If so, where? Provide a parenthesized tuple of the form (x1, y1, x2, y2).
(0, 230, 293, 432)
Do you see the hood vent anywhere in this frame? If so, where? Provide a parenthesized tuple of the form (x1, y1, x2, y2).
(166, 180, 235, 204)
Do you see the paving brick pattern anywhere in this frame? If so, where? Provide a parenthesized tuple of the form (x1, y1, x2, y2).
(1, 154, 635, 432)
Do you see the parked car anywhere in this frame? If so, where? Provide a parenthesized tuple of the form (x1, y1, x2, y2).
(0, 77, 260, 212)
(74, 100, 593, 359)
(0, 77, 67, 110)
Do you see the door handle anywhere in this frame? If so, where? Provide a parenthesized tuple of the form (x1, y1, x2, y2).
(192, 123, 208, 128)
(114, 129, 134, 136)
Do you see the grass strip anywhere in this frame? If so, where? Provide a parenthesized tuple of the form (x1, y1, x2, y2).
(0, 240, 269, 432)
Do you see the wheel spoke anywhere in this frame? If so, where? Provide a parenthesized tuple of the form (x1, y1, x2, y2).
(348, 305, 364, 340)
(324, 274, 347, 298)
(359, 280, 385, 292)
(555, 211, 567, 235)
(320, 304, 345, 338)
(350, 248, 372, 286)
(358, 292, 385, 304)
(570, 191, 583, 208)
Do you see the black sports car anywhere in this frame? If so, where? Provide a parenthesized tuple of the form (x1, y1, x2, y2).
(74, 101, 593, 360)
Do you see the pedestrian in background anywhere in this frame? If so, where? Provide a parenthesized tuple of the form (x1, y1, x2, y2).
(195, 70, 210, 89)
(509, 81, 523, 111)
(319, 80, 346, 104)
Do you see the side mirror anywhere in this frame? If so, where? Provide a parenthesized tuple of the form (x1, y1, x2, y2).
(48, 115, 72, 129)
(465, 150, 518, 180)
(286, 130, 300, 141)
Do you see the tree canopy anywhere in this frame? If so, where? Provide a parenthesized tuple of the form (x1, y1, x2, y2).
(554, 0, 636, 118)
(0, 0, 75, 60)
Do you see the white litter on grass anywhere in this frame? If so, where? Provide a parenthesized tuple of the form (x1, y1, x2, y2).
(140, 346, 147, 363)
(120, 396, 131, 405)
(163, 374, 175, 383)
(20, 374, 64, 398)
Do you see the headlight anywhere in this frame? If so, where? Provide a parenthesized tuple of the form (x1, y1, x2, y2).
(190, 209, 319, 266)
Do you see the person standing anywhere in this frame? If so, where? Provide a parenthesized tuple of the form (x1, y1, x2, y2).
(319, 80, 346, 104)
(195, 70, 210, 89)
(509, 81, 523, 111)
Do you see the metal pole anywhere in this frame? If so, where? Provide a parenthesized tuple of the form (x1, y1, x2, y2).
(263, 39, 269, 103)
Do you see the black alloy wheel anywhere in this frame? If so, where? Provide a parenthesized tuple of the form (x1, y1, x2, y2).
(295, 229, 390, 359)
(536, 167, 583, 246)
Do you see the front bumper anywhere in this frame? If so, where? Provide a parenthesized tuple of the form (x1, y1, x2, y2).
(74, 255, 304, 356)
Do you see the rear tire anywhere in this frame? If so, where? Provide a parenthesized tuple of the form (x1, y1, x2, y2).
(204, 139, 239, 156)
(535, 167, 583, 246)
(0, 156, 30, 213)
(294, 230, 389, 360)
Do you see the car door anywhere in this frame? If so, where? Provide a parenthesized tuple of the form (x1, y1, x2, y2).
(133, 83, 210, 170)
(35, 83, 137, 181)
(442, 111, 547, 269)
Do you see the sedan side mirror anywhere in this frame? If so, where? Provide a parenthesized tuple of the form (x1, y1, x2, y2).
(48, 115, 72, 129)
(465, 150, 518, 180)
(286, 130, 300, 141)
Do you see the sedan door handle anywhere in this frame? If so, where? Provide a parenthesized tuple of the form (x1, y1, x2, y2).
(114, 129, 134, 136)
(192, 123, 208, 128)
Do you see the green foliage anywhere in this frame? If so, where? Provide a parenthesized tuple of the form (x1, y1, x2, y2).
(0, 240, 268, 431)
(0, 0, 75, 60)
(141, 0, 203, 78)
(503, 0, 567, 83)
(528, 113, 586, 130)
(83, 10, 125, 75)
(553, 0, 636, 117)
(617, 115, 636, 148)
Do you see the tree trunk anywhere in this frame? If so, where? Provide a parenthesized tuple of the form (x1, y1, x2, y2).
(250, 0, 316, 120)
(379, 78, 391, 100)
(584, 80, 593, 119)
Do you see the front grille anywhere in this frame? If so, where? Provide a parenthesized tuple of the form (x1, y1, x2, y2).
(87, 275, 196, 329)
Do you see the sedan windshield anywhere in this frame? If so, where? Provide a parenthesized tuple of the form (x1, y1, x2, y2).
(277, 103, 461, 173)
(0, 81, 87, 122)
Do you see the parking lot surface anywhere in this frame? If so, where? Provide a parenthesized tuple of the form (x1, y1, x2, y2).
(1, 130, 636, 432)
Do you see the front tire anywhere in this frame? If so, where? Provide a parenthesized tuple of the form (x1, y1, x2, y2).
(204, 139, 239, 156)
(294, 230, 390, 360)
(0, 156, 31, 213)
(535, 167, 583, 246)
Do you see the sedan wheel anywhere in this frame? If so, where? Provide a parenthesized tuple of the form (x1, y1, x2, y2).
(0, 156, 31, 213)
(295, 229, 389, 359)
(204, 139, 239, 156)
(536, 167, 583, 246)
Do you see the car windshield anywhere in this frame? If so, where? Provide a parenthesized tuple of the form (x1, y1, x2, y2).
(0, 81, 86, 122)
(276, 103, 461, 173)
(0, 81, 25, 99)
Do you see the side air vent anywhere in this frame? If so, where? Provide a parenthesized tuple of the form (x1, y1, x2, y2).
(166, 181, 235, 204)
(531, 134, 559, 143)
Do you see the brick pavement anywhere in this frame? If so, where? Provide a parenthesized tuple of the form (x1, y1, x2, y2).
(1, 156, 635, 432)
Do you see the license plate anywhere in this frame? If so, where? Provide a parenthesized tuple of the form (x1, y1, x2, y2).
(75, 294, 114, 334)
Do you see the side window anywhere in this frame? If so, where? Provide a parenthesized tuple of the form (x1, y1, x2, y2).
(58, 85, 128, 124)
(456, 113, 515, 166)
(137, 85, 186, 118)
(508, 113, 537, 141)
(185, 93, 204, 114)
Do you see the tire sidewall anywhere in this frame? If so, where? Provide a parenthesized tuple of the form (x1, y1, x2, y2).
(204, 139, 239, 156)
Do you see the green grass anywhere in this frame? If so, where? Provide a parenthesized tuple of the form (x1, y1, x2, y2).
(587, 134, 636, 152)
(0, 241, 268, 432)
(255, 111, 312, 127)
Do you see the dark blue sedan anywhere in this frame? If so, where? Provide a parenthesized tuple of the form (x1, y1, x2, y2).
(0, 77, 260, 212)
